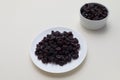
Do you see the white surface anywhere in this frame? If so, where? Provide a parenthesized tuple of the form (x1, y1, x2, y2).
(30, 26, 87, 73)
(0, 0, 120, 80)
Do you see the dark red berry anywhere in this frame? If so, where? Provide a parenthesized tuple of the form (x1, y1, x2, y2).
(72, 54, 79, 59)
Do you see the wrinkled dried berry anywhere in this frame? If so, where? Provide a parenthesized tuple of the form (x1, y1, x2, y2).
(56, 47, 61, 51)
(42, 58, 48, 63)
(38, 54, 44, 59)
(80, 3, 108, 20)
(35, 31, 80, 66)
(72, 54, 79, 59)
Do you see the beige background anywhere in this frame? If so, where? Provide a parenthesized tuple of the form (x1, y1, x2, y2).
(0, 0, 120, 80)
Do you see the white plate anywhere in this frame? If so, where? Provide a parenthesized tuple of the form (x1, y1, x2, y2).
(30, 26, 87, 73)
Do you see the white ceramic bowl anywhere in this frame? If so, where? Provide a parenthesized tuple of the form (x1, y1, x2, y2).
(80, 3, 108, 30)
(30, 26, 87, 73)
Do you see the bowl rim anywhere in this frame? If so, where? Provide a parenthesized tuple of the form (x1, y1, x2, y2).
(80, 2, 109, 21)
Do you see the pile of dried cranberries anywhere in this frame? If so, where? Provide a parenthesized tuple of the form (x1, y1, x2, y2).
(35, 31, 80, 66)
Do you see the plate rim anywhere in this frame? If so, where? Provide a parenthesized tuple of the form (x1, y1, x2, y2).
(30, 26, 87, 73)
